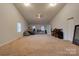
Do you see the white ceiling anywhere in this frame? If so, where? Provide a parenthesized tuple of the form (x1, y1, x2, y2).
(14, 3, 65, 25)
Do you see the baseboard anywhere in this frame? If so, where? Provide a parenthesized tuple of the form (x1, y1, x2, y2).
(0, 37, 22, 47)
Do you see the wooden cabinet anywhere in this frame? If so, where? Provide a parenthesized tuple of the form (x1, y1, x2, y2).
(51, 28, 63, 39)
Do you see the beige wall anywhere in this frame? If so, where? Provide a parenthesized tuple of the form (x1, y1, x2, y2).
(0, 4, 27, 46)
(51, 3, 79, 41)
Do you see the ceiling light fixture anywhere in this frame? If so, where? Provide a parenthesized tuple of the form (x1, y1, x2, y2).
(36, 13, 41, 19)
(49, 3, 57, 7)
(24, 3, 30, 6)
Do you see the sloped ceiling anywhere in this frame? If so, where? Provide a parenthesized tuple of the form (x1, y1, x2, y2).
(14, 3, 65, 24)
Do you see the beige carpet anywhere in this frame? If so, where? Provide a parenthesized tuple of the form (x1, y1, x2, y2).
(0, 34, 79, 56)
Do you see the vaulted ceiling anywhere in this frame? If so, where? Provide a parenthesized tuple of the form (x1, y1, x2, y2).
(14, 3, 65, 24)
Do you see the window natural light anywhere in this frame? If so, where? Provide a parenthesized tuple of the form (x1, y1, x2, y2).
(17, 22, 21, 32)
(32, 26, 36, 29)
(41, 26, 45, 31)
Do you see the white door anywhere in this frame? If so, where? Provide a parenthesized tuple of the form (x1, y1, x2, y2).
(67, 19, 75, 41)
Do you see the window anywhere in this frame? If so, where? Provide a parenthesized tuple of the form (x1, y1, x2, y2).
(41, 26, 45, 31)
(17, 22, 21, 32)
(32, 26, 36, 29)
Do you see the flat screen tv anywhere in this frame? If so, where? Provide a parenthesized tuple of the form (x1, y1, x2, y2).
(73, 25, 79, 45)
